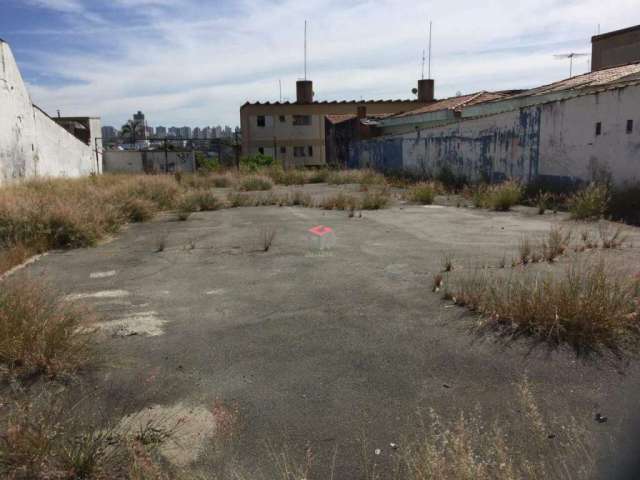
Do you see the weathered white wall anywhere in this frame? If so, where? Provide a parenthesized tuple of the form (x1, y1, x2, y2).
(0, 40, 99, 185)
(350, 83, 640, 186)
(538, 85, 640, 185)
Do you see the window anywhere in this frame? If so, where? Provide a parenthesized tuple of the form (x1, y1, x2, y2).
(627, 119, 634, 134)
(280, 146, 286, 154)
(258, 147, 264, 155)
(595, 122, 602, 136)
(308, 146, 313, 157)
(293, 146, 306, 157)
(257, 116, 265, 127)
(293, 115, 312, 126)
(279, 115, 286, 123)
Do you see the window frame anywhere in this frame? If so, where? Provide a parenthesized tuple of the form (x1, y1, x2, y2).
(257, 116, 266, 127)
(627, 119, 634, 134)
(595, 122, 602, 136)
(293, 115, 312, 126)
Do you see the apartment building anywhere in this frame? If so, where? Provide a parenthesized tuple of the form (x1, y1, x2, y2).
(240, 79, 434, 167)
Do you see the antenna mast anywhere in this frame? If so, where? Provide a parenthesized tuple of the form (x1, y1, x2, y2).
(304, 20, 308, 80)
(279, 79, 282, 102)
(421, 49, 425, 80)
(428, 20, 432, 79)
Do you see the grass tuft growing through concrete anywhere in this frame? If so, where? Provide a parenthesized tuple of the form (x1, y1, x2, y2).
(443, 260, 640, 354)
(0, 278, 92, 378)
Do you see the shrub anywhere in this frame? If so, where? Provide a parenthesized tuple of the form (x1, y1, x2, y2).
(485, 180, 522, 211)
(320, 192, 359, 210)
(542, 226, 571, 262)
(326, 170, 361, 185)
(435, 165, 467, 191)
(306, 169, 329, 183)
(536, 191, 552, 215)
(408, 182, 437, 204)
(443, 261, 640, 354)
(0, 278, 91, 378)
(240, 153, 275, 171)
(569, 183, 609, 220)
(608, 182, 640, 226)
(359, 169, 386, 187)
(120, 197, 156, 223)
(182, 190, 223, 212)
(238, 175, 274, 192)
(270, 168, 306, 186)
(360, 190, 390, 210)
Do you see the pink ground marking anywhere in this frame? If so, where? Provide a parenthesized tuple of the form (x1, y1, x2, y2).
(308, 225, 333, 237)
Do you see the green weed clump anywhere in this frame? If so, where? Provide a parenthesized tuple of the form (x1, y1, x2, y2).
(238, 175, 274, 192)
(181, 189, 223, 212)
(483, 180, 523, 211)
(569, 183, 609, 220)
(360, 190, 390, 210)
(408, 182, 438, 204)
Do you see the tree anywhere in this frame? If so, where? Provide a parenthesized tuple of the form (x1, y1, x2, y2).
(120, 119, 144, 147)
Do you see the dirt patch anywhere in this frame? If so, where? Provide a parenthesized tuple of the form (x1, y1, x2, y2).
(116, 402, 218, 467)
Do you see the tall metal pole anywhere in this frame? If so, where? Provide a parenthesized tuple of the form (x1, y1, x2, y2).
(428, 21, 432, 79)
(304, 20, 308, 80)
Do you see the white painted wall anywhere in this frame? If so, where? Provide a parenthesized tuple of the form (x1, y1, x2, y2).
(538, 85, 640, 184)
(0, 41, 99, 185)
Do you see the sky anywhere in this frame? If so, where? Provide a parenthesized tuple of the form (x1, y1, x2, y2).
(2, 0, 640, 129)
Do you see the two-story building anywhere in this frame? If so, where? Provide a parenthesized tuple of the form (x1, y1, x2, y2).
(240, 79, 434, 167)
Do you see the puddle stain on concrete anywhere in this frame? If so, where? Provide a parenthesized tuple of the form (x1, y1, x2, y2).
(96, 311, 167, 337)
(116, 402, 217, 467)
(65, 290, 130, 301)
(90, 270, 117, 279)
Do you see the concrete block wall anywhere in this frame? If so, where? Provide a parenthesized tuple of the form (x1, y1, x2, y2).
(103, 150, 196, 173)
(0, 40, 100, 185)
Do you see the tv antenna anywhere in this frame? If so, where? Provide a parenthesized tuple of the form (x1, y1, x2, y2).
(304, 20, 308, 80)
(421, 20, 433, 79)
(428, 20, 432, 79)
(554, 52, 588, 77)
(279, 79, 282, 102)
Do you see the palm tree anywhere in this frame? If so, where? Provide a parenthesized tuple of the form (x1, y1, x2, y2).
(120, 119, 144, 148)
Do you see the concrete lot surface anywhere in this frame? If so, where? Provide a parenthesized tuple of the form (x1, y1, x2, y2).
(17, 197, 640, 476)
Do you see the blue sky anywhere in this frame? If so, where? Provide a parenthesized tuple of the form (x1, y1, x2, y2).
(2, 0, 640, 128)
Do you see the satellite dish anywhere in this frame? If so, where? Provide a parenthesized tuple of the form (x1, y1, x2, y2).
(411, 87, 418, 95)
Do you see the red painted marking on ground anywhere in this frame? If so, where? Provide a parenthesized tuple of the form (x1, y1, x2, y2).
(308, 225, 333, 237)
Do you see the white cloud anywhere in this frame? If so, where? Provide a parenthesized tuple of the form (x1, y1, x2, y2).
(17, 0, 640, 127)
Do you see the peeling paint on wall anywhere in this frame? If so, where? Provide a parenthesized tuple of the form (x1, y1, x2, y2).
(349, 84, 640, 186)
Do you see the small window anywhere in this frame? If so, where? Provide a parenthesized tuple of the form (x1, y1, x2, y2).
(257, 116, 266, 127)
(280, 146, 286, 154)
(308, 146, 313, 156)
(595, 122, 602, 136)
(258, 147, 264, 155)
(293, 115, 312, 126)
(627, 119, 634, 134)
(293, 146, 306, 157)
(279, 115, 286, 123)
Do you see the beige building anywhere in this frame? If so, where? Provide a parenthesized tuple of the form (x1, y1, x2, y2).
(240, 79, 434, 167)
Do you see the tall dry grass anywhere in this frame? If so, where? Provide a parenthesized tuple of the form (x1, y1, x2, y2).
(443, 260, 640, 354)
(0, 278, 92, 378)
